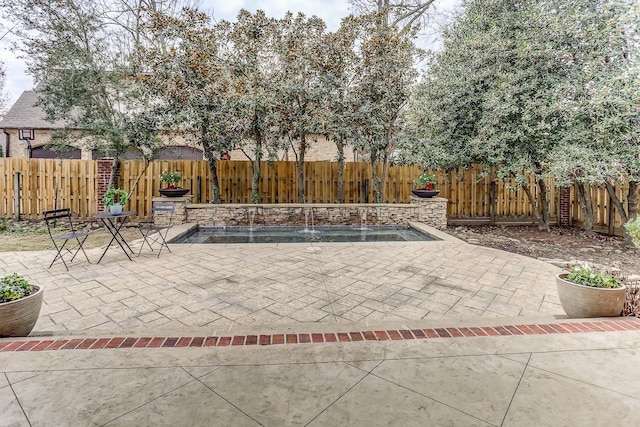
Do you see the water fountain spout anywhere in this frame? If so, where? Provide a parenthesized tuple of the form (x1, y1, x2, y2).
(247, 208, 256, 231)
(355, 208, 371, 231)
(300, 207, 319, 234)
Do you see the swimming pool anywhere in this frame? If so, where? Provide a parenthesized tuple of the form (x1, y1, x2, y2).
(173, 225, 439, 244)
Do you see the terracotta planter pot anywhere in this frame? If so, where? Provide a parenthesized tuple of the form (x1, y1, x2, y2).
(556, 274, 626, 318)
(0, 284, 44, 337)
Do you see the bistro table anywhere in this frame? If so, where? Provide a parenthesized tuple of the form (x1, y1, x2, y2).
(93, 210, 136, 263)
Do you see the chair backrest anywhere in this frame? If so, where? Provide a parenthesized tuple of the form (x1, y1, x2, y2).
(43, 208, 71, 221)
(152, 202, 175, 214)
(42, 208, 75, 236)
(152, 202, 175, 226)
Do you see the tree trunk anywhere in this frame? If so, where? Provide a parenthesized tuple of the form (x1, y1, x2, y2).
(604, 179, 628, 224)
(538, 180, 550, 230)
(370, 148, 381, 203)
(336, 138, 345, 203)
(251, 129, 263, 204)
(576, 182, 594, 234)
(297, 134, 307, 203)
(207, 155, 221, 204)
(511, 171, 545, 230)
(109, 157, 120, 189)
(628, 181, 638, 222)
(201, 127, 221, 204)
(380, 151, 389, 203)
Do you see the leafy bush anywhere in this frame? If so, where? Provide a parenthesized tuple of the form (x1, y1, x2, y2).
(102, 188, 129, 209)
(624, 217, 640, 248)
(566, 266, 621, 289)
(0, 273, 33, 303)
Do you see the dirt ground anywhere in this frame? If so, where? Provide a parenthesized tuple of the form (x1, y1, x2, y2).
(446, 225, 640, 277)
(1, 219, 638, 277)
(0, 221, 143, 252)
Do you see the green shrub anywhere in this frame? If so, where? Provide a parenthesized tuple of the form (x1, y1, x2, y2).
(566, 266, 621, 289)
(0, 273, 33, 303)
(624, 217, 640, 248)
(102, 188, 129, 209)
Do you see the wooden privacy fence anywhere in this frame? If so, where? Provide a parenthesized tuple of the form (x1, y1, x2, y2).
(0, 158, 637, 235)
(0, 158, 97, 219)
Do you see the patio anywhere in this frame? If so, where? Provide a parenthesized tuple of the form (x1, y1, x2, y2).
(0, 224, 564, 335)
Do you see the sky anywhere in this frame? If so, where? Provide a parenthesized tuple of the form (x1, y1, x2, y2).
(0, 0, 459, 108)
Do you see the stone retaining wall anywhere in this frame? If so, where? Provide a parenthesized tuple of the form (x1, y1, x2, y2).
(153, 196, 447, 229)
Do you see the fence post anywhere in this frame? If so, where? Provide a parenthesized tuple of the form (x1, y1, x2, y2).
(13, 172, 21, 221)
(489, 181, 496, 224)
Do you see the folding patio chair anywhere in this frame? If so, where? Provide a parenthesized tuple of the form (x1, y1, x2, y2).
(42, 208, 91, 270)
(137, 202, 174, 258)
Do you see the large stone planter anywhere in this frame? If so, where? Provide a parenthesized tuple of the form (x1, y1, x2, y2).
(411, 189, 440, 198)
(0, 285, 44, 337)
(556, 274, 626, 318)
(159, 188, 190, 197)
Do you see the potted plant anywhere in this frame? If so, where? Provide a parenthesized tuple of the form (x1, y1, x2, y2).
(556, 266, 626, 318)
(411, 173, 440, 198)
(0, 273, 44, 337)
(159, 170, 189, 197)
(103, 188, 129, 215)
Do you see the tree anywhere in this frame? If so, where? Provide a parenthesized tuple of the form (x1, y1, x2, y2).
(0, 0, 187, 187)
(410, 0, 639, 233)
(544, 0, 640, 234)
(143, 7, 232, 203)
(320, 19, 361, 203)
(352, 13, 419, 202)
(222, 10, 281, 203)
(349, 0, 439, 34)
(272, 12, 329, 203)
(409, 0, 565, 230)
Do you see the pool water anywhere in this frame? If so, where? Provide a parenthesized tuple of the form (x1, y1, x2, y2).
(173, 226, 439, 244)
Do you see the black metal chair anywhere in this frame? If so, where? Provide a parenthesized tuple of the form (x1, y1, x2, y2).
(42, 208, 91, 270)
(137, 202, 174, 258)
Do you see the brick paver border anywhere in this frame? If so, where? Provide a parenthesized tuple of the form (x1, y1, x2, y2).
(1, 319, 639, 352)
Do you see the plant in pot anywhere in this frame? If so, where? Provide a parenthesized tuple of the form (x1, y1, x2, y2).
(411, 173, 440, 198)
(0, 273, 44, 337)
(103, 188, 129, 215)
(556, 266, 626, 318)
(623, 217, 640, 316)
(159, 170, 189, 197)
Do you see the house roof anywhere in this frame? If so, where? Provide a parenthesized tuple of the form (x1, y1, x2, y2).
(0, 90, 69, 129)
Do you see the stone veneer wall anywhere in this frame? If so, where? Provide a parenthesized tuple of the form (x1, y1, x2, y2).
(154, 196, 447, 229)
(153, 196, 193, 226)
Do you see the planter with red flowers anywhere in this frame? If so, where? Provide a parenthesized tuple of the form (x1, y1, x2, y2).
(411, 173, 440, 198)
(159, 170, 190, 197)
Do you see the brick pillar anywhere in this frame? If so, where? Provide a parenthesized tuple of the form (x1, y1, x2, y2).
(97, 159, 116, 213)
(559, 187, 571, 226)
